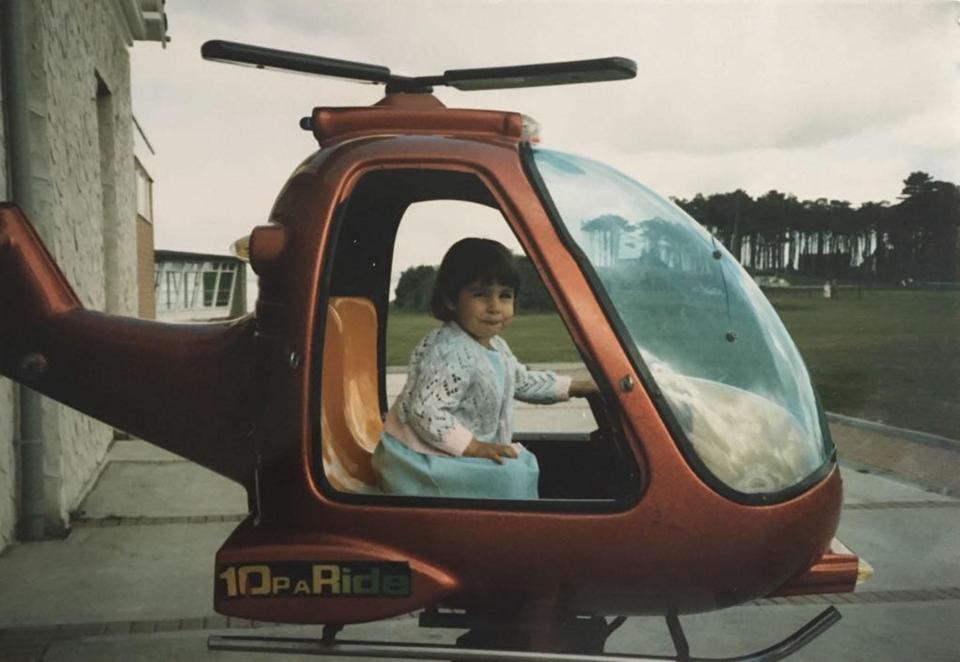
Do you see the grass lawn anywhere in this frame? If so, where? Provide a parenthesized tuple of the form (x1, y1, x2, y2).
(766, 288, 960, 440)
(385, 290, 960, 439)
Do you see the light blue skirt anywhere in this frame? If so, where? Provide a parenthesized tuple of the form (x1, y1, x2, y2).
(372, 434, 540, 500)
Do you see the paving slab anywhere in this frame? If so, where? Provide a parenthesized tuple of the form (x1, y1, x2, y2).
(830, 421, 960, 495)
(836, 506, 960, 592)
(108, 439, 185, 463)
(515, 404, 596, 433)
(35, 616, 453, 662)
(0, 522, 235, 628)
(79, 462, 247, 520)
(607, 602, 960, 661)
(14, 600, 960, 661)
(839, 464, 956, 503)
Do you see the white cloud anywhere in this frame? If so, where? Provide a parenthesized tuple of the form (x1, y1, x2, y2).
(131, 0, 959, 257)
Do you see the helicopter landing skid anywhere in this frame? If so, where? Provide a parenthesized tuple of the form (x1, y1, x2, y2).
(207, 606, 840, 661)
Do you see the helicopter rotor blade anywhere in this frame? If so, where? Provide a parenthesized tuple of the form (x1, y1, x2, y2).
(442, 57, 637, 91)
(201, 40, 391, 85)
(201, 41, 636, 93)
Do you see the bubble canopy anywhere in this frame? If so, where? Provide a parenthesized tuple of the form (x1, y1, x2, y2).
(526, 148, 833, 498)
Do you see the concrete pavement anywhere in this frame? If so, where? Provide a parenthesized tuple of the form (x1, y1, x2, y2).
(1, 376, 958, 661)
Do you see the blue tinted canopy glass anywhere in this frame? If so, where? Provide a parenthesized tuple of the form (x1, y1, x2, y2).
(530, 148, 831, 495)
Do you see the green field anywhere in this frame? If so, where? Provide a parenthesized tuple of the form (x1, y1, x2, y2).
(385, 290, 960, 439)
(766, 289, 960, 440)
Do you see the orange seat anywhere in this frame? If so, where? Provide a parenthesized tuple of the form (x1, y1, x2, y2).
(320, 297, 383, 492)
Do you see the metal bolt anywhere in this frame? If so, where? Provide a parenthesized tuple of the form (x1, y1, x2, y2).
(19, 353, 48, 382)
(288, 351, 302, 369)
(726, 331, 738, 342)
(712, 250, 722, 260)
(619, 374, 635, 392)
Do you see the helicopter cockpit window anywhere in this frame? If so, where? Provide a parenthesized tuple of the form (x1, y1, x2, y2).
(527, 149, 833, 496)
(316, 169, 634, 507)
(389, 201, 599, 438)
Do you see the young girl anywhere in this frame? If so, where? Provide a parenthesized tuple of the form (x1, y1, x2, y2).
(373, 237, 597, 499)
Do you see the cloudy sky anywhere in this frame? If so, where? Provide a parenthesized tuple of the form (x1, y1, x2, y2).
(130, 1, 959, 287)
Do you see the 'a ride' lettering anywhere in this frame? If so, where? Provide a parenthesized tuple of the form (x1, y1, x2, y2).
(218, 561, 411, 599)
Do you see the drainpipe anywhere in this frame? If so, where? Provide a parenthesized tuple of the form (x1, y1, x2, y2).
(2, 0, 47, 541)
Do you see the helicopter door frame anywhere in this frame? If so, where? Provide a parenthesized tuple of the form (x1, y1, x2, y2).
(308, 154, 644, 512)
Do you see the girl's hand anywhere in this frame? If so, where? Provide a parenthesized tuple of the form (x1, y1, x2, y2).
(569, 378, 599, 398)
(463, 439, 518, 464)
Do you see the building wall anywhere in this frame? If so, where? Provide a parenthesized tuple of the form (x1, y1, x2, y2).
(23, 0, 139, 532)
(0, 382, 14, 551)
(0, 39, 17, 552)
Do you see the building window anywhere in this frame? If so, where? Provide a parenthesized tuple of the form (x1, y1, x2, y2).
(154, 253, 244, 321)
(135, 158, 153, 223)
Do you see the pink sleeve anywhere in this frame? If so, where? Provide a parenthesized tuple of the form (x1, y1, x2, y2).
(383, 409, 474, 457)
(441, 424, 474, 456)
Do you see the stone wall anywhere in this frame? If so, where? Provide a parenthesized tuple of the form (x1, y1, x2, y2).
(0, 39, 17, 552)
(25, 0, 139, 532)
(0, 381, 14, 551)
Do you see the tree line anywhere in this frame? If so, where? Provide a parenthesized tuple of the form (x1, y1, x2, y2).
(394, 171, 959, 312)
(673, 171, 959, 283)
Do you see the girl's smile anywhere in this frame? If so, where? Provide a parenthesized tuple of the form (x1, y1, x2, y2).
(451, 279, 515, 347)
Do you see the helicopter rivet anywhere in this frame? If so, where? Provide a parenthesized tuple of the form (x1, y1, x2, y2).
(289, 351, 302, 369)
(619, 374, 635, 392)
(726, 331, 738, 342)
(19, 353, 48, 382)
(712, 250, 722, 260)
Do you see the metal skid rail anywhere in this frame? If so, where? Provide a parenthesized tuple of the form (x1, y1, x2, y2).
(208, 606, 840, 661)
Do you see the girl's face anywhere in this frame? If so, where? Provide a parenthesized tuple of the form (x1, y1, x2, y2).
(451, 278, 515, 347)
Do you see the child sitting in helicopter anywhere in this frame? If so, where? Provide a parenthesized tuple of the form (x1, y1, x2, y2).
(373, 237, 598, 499)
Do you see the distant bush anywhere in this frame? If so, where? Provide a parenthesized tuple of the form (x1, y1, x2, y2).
(512, 256, 556, 313)
(394, 265, 436, 311)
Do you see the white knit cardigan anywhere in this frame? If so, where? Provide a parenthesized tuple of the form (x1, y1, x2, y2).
(383, 321, 572, 456)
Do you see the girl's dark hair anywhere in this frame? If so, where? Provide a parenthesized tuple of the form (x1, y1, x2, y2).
(430, 238, 521, 321)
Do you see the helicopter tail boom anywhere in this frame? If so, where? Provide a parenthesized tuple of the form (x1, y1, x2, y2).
(0, 203, 82, 322)
(0, 204, 257, 483)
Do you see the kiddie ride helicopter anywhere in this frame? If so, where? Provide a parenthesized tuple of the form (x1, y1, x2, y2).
(0, 41, 869, 660)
